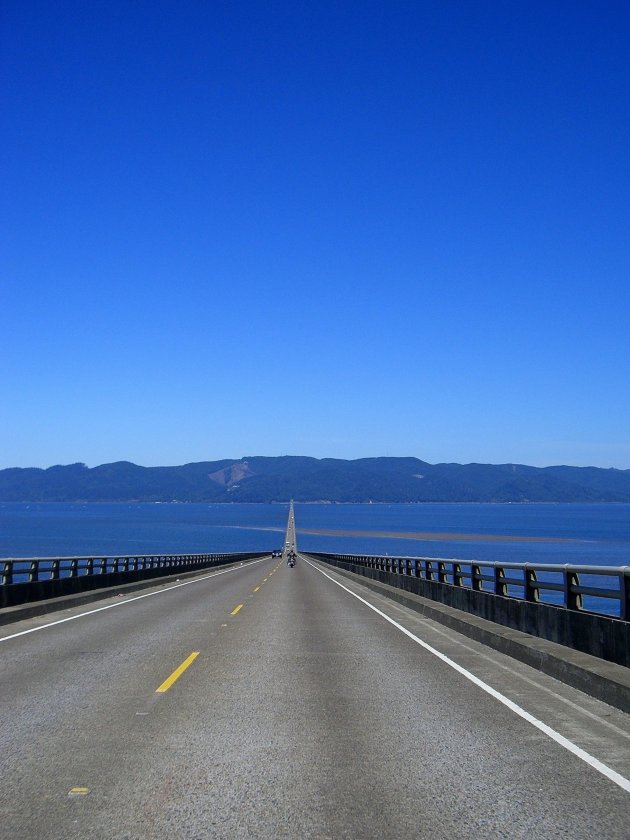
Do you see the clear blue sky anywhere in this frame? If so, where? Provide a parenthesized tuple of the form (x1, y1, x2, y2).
(2, 1, 629, 470)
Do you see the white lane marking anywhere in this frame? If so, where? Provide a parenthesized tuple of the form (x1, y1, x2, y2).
(0, 558, 267, 643)
(303, 557, 630, 794)
(382, 593, 630, 743)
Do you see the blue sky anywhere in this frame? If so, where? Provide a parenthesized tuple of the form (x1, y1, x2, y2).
(2, 1, 629, 470)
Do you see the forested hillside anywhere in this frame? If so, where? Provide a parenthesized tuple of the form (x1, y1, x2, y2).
(1, 457, 629, 502)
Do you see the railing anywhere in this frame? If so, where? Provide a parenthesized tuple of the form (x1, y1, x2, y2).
(309, 552, 630, 620)
(1, 551, 267, 586)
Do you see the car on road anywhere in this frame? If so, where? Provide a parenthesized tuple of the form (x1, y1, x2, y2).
(271, 549, 283, 558)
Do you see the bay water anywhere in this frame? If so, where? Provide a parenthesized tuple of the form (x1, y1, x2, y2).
(1, 502, 629, 568)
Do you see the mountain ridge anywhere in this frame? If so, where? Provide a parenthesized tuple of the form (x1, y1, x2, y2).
(1, 457, 629, 503)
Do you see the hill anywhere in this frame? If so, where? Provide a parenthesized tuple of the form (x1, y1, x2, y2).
(1, 457, 629, 502)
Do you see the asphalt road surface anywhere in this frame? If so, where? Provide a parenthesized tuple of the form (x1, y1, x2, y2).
(1, 545, 629, 839)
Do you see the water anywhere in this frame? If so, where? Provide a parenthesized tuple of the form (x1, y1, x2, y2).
(0, 503, 289, 558)
(296, 503, 630, 568)
(2, 502, 628, 615)
(1, 502, 628, 567)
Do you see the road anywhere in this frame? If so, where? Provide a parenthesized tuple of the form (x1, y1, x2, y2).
(284, 500, 297, 556)
(1, 526, 629, 838)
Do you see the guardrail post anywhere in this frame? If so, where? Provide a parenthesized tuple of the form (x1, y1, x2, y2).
(564, 567, 582, 611)
(494, 567, 507, 596)
(524, 567, 539, 602)
(29, 560, 39, 583)
(438, 561, 447, 583)
(2, 560, 13, 585)
(50, 559, 60, 580)
(69, 558, 79, 577)
(471, 563, 482, 591)
(453, 563, 463, 587)
(621, 570, 630, 620)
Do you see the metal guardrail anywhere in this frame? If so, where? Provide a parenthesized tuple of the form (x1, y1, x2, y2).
(4, 548, 628, 619)
(0, 551, 267, 586)
(309, 552, 630, 620)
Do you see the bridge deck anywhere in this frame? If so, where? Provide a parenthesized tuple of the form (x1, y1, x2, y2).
(1, 552, 629, 839)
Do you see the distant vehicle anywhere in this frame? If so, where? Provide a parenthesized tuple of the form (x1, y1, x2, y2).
(271, 549, 282, 558)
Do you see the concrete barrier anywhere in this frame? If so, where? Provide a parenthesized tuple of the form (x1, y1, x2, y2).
(0, 552, 267, 610)
(310, 553, 630, 668)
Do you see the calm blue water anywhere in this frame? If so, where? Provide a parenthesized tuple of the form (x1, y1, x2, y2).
(1, 502, 629, 568)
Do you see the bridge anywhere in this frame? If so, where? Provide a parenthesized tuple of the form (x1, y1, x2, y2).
(1, 505, 629, 839)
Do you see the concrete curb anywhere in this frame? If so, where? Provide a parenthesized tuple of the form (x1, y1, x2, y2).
(0, 558, 262, 627)
(311, 557, 630, 714)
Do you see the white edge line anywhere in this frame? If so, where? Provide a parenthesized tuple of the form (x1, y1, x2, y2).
(303, 556, 630, 794)
(0, 557, 267, 643)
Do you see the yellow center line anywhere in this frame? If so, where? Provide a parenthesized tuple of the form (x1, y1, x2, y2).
(253, 586, 260, 592)
(263, 577, 268, 582)
(231, 603, 244, 615)
(155, 651, 199, 693)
